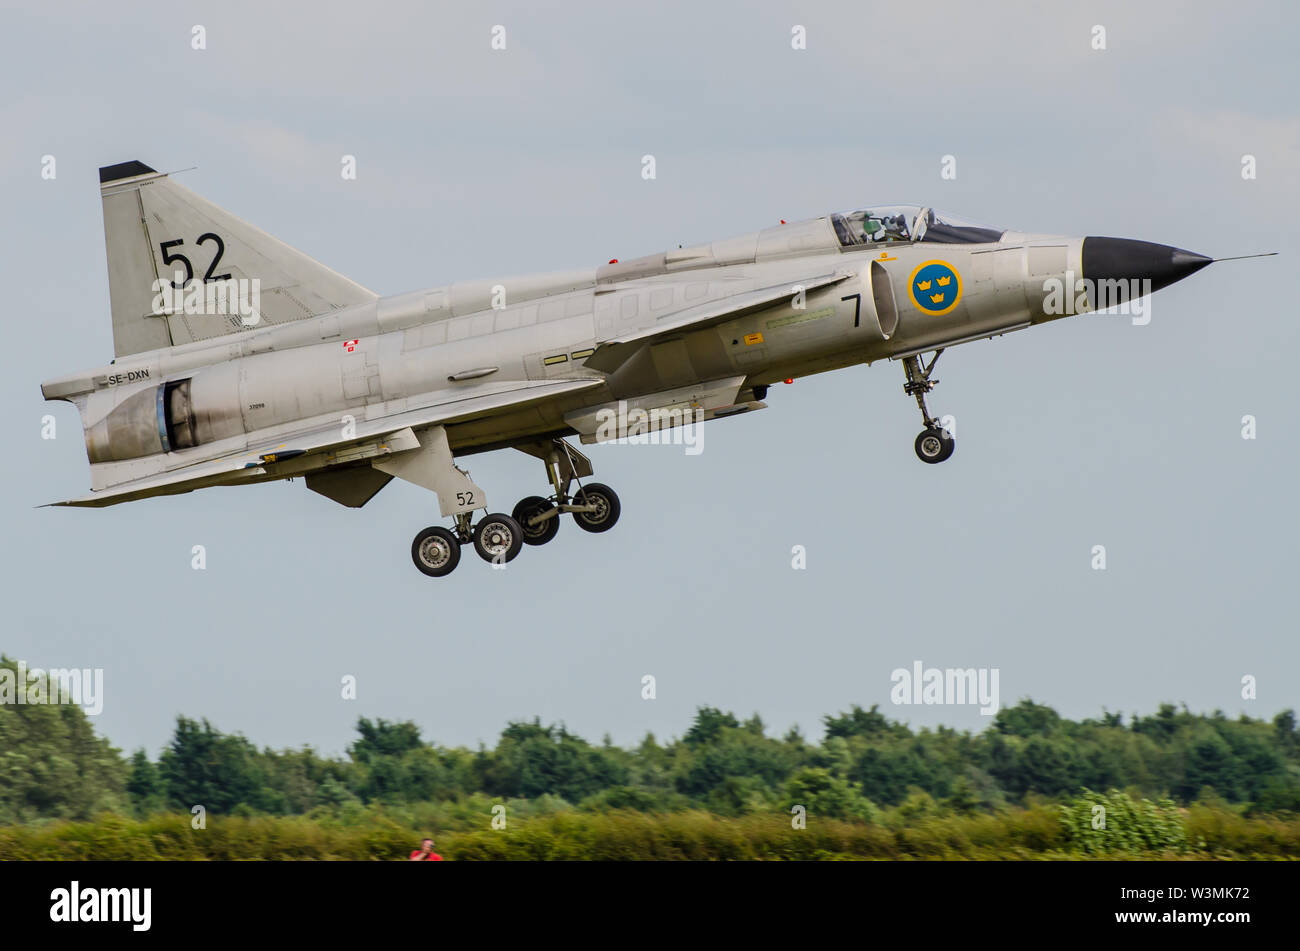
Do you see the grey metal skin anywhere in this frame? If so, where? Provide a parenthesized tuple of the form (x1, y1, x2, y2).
(41, 165, 1217, 571)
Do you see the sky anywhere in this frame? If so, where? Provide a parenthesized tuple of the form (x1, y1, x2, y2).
(1, 0, 1296, 758)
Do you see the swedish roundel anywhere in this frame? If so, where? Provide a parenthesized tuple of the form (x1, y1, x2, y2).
(907, 260, 963, 316)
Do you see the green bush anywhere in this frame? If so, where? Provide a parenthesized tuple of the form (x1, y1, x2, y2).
(1059, 789, 1187, 855)
(3, 801, 1298, 861)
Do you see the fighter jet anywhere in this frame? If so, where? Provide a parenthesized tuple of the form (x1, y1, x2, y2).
(41, 161, 1256, 576)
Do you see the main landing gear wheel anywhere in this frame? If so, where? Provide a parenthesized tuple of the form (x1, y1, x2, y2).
(914, 427, 955, 464)
(513, 496, 560, 546)
(473, 513, 524, 564)
(412, 526, 461, 577)
(571, 483, 621, 533)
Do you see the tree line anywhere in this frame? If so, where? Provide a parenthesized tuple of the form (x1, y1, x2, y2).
(3, 657, 1297, 826)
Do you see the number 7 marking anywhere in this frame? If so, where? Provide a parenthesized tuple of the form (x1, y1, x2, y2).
(841, 293, 861, 327)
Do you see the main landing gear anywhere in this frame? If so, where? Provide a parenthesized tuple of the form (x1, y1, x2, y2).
(510, 437, 621, 547)
(411, 510, 524, 577)
(390, 428, 620, 577)
(903, 350, 955, 464)
(411, 526, 461, 577)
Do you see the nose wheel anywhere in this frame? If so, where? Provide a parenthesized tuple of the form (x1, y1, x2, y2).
(902, 350, 956, 464)
(915, 427, 955, 464)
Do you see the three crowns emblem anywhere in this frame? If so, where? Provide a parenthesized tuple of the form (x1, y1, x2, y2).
(913, 263, 959, 312)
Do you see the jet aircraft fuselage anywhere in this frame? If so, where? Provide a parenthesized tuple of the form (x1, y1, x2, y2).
(42, 166, 1219, 576)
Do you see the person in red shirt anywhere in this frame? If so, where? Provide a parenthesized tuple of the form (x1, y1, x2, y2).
(409, 837, 443, 861)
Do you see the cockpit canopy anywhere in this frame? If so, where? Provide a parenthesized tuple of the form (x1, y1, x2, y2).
(831, 205, 1004, 247)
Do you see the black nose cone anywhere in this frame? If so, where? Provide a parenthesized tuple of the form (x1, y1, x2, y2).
(1082, 237, 1212, 294)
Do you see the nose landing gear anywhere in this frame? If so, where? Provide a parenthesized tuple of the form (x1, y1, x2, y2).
(902, 350, 955, 464)
(914, 427, 954, 464)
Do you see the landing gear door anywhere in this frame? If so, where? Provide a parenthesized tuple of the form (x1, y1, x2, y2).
(374, 425, 486, 517)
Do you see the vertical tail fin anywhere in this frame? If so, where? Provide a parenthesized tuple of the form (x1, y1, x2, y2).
(98, 161, 377, 357)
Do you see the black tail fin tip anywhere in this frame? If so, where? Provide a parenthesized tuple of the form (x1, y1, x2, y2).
(98, 161, 156, 184)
